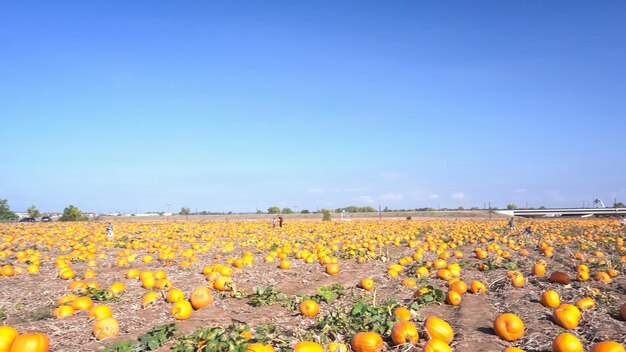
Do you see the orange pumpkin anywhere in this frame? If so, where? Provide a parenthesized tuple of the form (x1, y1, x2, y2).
(424, 316, 454, 344)
(350, 332, 384, 352)
(393, 307, 412, 322)
(469, 281, 486, 294)
(390, 321, 419, 345)
(553, 304, 581, 330)
(541, 290, 561, 308)
(503, 348, 525, 352)
(299, 300, 320, 317)
(532, 260, 546, 276)
(93, 317, 119, 340)
(552, 332, 583, 352)
(588, 341, 625, 352)
(449, 281, 468, 295)
(359, 278, 374, 291)
(325, 263, 340, 275)
(422, 338, 452, 352)
(278, 259, 291, 269)
(594, 272, 611, 284)
(0, 326, 19, 352)
(9, 332, 49, 352)
(446, 291, 462, 305)
(190, 286, 213, 310)
(493, 313, 525, 341)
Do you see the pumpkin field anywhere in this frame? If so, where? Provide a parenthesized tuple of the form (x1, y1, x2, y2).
(0, 218, 624, 352)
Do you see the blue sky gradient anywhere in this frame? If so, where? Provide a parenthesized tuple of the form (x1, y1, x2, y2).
(1, 1, 625, 213)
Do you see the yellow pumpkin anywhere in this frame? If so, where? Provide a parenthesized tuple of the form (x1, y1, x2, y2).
(552, 332, 583, 352)
(575, 297, 595, 310)
(424, 316, 454, 344)
(553, 304, 581, 330)
(293, 341, 324, 352)
(541, 290, 561, 308)
(171, 300, 192, 320)
(246, 343, 275, 352)
(0, 326, 19, 352)
(93, 317, 119, 340)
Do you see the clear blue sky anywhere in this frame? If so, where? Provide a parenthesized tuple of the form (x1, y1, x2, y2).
(1, 1, 625, 213)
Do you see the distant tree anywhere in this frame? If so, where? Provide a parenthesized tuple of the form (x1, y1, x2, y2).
(0, 199, 18, 221)
(321, 209, 332, 221)
(281, 208, 293, 214)
(615, 202, 625, 208)
(59, 205, 87, 221)
(457, 206, 465, 210)
(268, 206, 280, 214)
(256, 209, 264, 214)
(179, 207, 191, 215)
(470, 207, 480, 210)
(506, 204, 518, 210)
(27, 205, 41, 219)
(301, 209, 310, 214)
(336, 206, 378, 213)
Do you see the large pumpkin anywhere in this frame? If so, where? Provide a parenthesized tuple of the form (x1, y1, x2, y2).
(553, 304, 581, 330)
(390, 321, 419, 345)
(424, 316, 454, 344)
(588, 341, 625, 352)
(350, 332, 383, 352)
(552, 332, 583, 352)
(493, 313, 524, 341)
(190, 286, 213, 310)
(9, 332, 49, 352)
(0, 326, 19, 352)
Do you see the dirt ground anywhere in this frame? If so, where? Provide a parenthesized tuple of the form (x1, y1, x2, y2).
(0, 219, 624, 351)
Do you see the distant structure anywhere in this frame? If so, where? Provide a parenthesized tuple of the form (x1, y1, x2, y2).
(497, 207, 626, 218)
(340, 210, 351, 221)
(593, 199, 606, 208)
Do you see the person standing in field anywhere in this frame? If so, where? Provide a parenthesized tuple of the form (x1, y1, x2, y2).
(271, 217, 276, 228)
(106, 223, 114, 239)
(278, 215, 283, 228)
(508, 217, 516, 231)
